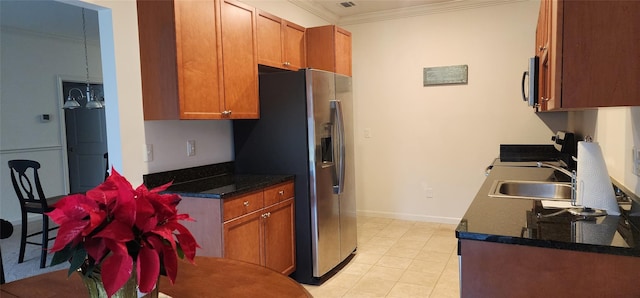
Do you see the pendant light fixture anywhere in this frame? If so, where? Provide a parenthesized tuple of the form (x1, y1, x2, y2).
(63, 8, 103, 110)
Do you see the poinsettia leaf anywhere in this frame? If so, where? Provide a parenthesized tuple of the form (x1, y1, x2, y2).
(101, 240, 134, 298)
(175, 232, 198, 262)
(146, 181, 174, 194)
(137, 245, 160, 293)
(50, 244, 74, 267)
(49, 220, 89, 252)
(68, 246, 88, 275)
(147, 236, 178, 284)
(85, 237, 109, 263)
(94, 220, 135, 242)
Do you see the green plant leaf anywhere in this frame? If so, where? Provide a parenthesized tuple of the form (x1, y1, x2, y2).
(50, 244, 74, 267)
(68, 247, 88, 276)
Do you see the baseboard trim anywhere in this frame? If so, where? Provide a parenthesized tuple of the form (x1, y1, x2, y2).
(357, 210, 462, 225)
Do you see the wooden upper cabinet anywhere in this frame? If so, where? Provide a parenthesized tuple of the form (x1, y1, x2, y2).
(306, 25, 352, 77)
(219, 0, 259, 119)
(536, 0, 640, 111)
(137, 0, 222, 120)
(136, 0, 258, 120)
(256, 10, 306, 70)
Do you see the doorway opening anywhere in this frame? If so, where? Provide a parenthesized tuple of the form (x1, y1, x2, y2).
(61, 81, 108, 193)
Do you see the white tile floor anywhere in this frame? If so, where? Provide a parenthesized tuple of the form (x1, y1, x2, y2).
(303, 216, 460, 297)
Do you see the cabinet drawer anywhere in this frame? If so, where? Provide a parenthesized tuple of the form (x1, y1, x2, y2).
(264, 182, 294, 206)
(223, 191, 264, 221)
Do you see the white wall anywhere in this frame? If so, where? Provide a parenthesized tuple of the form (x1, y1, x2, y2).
(0, 27, 102, 223)
(344, 1, 566, 223)
(569, 108, 640, 195)
(144, 121, 233, 173)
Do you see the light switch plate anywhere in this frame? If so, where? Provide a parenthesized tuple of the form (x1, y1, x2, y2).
(187, 140, 196, 157)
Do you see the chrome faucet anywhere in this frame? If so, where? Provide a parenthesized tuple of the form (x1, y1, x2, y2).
(537, 161, 577, 205)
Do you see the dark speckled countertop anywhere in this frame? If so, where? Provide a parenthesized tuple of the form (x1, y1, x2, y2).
(143, 162, 294, 199)
(456, 161, 640, 257)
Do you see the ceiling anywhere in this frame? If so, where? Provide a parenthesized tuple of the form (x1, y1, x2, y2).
(0, 1, 99, 41)
(0, 0, 522, 40)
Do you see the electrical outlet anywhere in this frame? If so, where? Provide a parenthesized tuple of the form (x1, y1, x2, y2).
(144, 144, 153, 162)
(425, 188, 433, 198)
(633, 147, 640, 176)
(364, 128, 372, 138)
(187, 140, 196, 157)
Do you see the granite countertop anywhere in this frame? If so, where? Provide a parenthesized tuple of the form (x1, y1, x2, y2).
(165, 174, 294, 199)
(142, 162, 294, 199)
(456, 161, 640, 257)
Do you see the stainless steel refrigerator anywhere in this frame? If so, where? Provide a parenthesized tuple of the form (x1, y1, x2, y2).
(233, 68, 357, 284)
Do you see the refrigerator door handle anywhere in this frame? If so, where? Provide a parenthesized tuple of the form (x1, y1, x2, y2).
(334, 100, 346, 195)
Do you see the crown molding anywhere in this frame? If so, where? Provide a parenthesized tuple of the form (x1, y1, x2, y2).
(287, 0, 340, 24)
(289, 0, 528, 26)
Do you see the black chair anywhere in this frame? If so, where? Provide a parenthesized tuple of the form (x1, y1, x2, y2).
(104, 152, 109, 180)
(8, 160, 64, 269)
(1, 219, 14, 284)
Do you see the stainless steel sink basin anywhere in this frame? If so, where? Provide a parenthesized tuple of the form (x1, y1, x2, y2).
(488, 180, 573, 201)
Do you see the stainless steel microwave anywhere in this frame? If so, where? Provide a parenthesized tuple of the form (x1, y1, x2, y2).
(521, 56, 539, 110)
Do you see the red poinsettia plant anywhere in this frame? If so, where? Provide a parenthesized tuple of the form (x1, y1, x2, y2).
(46, 168, 199, 297)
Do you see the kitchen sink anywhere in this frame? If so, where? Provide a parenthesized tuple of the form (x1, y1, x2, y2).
(488, 180, 573, 201)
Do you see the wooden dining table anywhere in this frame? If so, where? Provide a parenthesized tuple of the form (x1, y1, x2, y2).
(0, 257, 312, 297)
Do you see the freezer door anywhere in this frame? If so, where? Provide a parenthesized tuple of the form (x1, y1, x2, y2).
(307, 70, 342, 277)
(336, 74, 358, 260)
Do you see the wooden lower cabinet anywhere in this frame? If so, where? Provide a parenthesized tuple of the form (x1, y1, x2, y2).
(179, 181, 295, 275)
(263, 198, 295, 275)
(459, 239, 640, 297)
(223, 208, 263, 265)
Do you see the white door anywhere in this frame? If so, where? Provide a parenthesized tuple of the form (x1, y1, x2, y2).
(63, 81, 108, 193)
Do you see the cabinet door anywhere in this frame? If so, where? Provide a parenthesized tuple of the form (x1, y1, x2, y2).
(220, 0, 259, 119)
(256, 10, 283, 68)
(561, 0, 640, 108)
(334, 27, 352, 77)
(307, 25, 352, 77)
(263, 198, 295, 275)
(137, 0, 224, 120)
(283, 21, 306, 70)
(175, 0, 225, 119)
(536, 0, 561, 111)
(223, 211, 263, 265)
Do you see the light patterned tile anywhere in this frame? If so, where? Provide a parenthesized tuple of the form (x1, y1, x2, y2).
(352, 251, 384, 265)
(406, 259, 447, 274)
(362, 265, 405, 282)
(386, 282, 434, 298)
(306, 284, 350, 298)
(357, 243, 391, 255)
(423, 236, 457, 253)
(414, 250, 453, 262)
(392, 239, 427, 250)
(325, 272, 363, 289)
(341, 262, 372, 276)
(385, 246, 420, 259)
(363, 236, 398, 248)
(375, 255, 413, 269)
(399, 229, 434, 242)
(398, 269, 440, 288)
(377, 226, 410, 239)
(346, 276, 395, 297)
(306, 216, 462, 298)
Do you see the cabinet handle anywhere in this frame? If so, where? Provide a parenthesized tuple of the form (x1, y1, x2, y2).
(221, 110, 232, 116)
(243, 201, 250, 207)
(283, 61, 290, 66)
(278, 190, 284, 196)
(261, 212, 271, 219)
(541, 97, 550, 102)
(539, 46, 546, 51)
